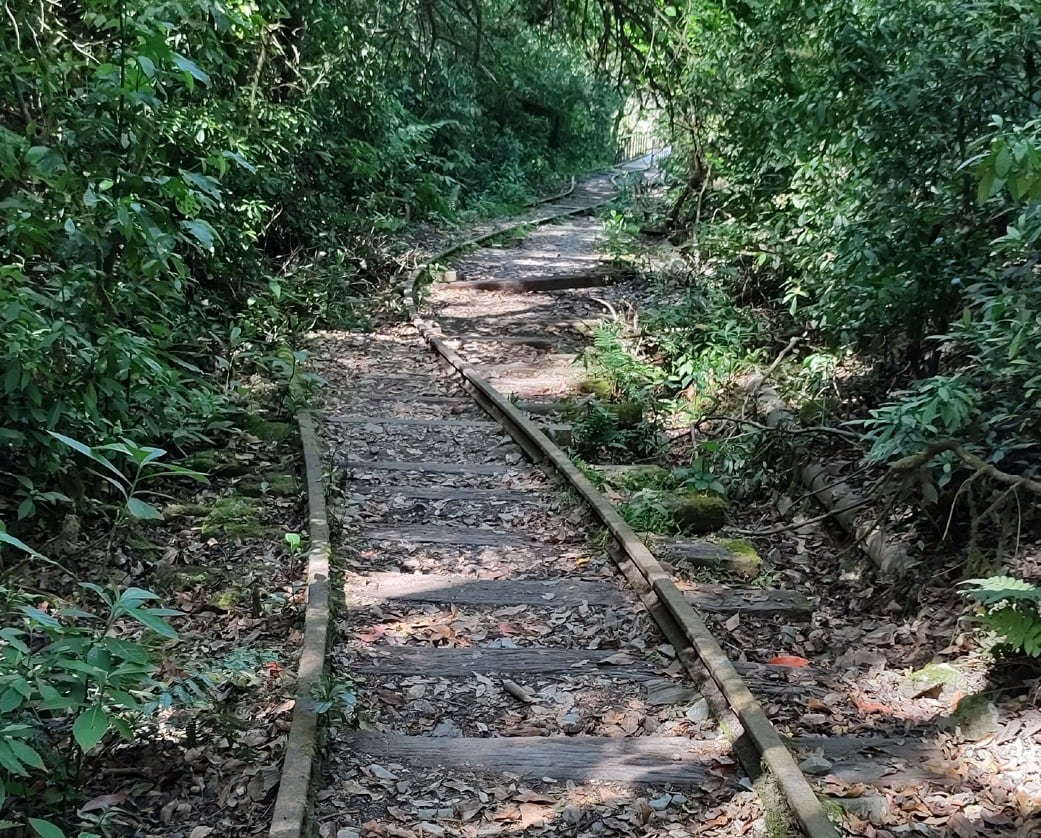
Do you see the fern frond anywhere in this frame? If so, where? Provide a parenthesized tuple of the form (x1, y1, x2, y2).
(960, 575, 1041, 605)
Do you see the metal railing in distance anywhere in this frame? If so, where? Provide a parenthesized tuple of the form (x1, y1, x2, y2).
(615, 132, 660, 163)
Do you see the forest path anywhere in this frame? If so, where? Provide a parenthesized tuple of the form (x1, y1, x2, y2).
(299, 162, 935, 838)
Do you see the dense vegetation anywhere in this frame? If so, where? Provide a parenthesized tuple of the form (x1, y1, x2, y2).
(3, 0, 1041, 831)
(590, 0, 1041, 553)
(0, 0, 618, 520)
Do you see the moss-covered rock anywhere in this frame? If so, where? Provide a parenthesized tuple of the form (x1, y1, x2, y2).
(664, 490, 726, 534)
(905, 662, 971, 701)
(235, 472, 299, 497)
(184, 450, 219, 473)
(938, 693, 1000, 741)
(716, 537, 762, 576)
(157, 565, 224, 586)
(797, 397, 843, 424)
(163, 503, 211, 519)
(244, 417, 293, 443)
(609, 400, 644, 428)
(202, 496, 266, 538)
(577, 378, 613, 399)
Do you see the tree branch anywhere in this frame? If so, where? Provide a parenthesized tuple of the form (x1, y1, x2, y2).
(891, 441, 1041, 496)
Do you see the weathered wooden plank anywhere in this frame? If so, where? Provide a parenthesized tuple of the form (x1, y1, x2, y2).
(447, 272, 612, 293)
(448, 335, 558, 349)
(341, 731, 731, 785)
(359, 525, 537, 546)
(480, 361, 580, 378)
(348, 484, 541, 502)
(341, 460, 523, 475)
(515, 400, 571, 415)
(341, 394, 471, 405)
(660, 540, 741, 563)
(326, 415, 498, 428)
(346, 572, 626, 606)
(684, 584, 812, 617)
(408, 327, 843, 838)
(352, 647, 657, 678)
(792, 736, 952, 787)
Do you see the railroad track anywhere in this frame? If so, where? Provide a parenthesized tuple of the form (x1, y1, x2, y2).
(300, 163, 943, 837)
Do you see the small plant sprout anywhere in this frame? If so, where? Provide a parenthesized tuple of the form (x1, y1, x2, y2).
(284, 532, 306, 555)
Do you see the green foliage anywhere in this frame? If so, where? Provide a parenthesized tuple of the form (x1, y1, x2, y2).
(642, 286, 764, 406)
(582, 323, 663, 401)
(618, 489, 678, 534)
(600, 210, 641, 265)
(313, 678, 359, 725)
(47, 433, 207, 524)
(569, 401, 661, 463)
(622, 0, 1041, 514)
(961, 576, 1041, 658)
(0, 0, 619, 519)
(657, 0, 1039, 355)
(673, 448, 726, 496)
(0, 575, 180, 833)
(862, 376, 979, 467)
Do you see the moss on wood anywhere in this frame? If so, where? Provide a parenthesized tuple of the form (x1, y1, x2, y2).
(202, 496, 267, 538)
(664, 491, 727, 534)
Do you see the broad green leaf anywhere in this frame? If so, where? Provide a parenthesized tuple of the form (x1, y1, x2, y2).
(222, 150, 256, 172)
(46, 430, 93, 458)
(181, 219, 217, 250)
(0, 529, 41, 556)
(102, 637, 151, 664)
(172, 54, 210, 85)
(8, 739, 44, 771)
(19, 606, 60, 629)
(124, 607, 179, 638)
(111, 715, 134, 741)
(106, 689, 145, 710)
(73, 705, 111, 752)
(182, 170, 221, 198)
(0, 628, 29, 653)
(126, 497, 162, 520)
(0, 687, 25, 713)
(0, 740, 26, 775)
(141, 464, 209, 483)
(36, 680, 78, 711)
(29, 818, 66, 838)
(119, 587, 160, 604)
(48, 432, 126, 483)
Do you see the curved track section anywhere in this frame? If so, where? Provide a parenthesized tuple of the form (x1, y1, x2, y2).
(310, 163, 838, 837)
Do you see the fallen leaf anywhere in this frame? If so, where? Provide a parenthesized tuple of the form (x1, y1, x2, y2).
(376, 690, 405, 707)
(600, 652, 636, 666)
(768, 655, 809, 667)
(80, 792, 129, 812)
(189, 828, 214, 838)
(514, 790, 554, 803)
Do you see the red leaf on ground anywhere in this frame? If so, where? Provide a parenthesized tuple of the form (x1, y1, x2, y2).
(855, 699, 891, 714)
(768, 655, 809, 667)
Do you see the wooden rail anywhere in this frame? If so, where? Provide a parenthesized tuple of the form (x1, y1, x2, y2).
(398, 168, 841, 838)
